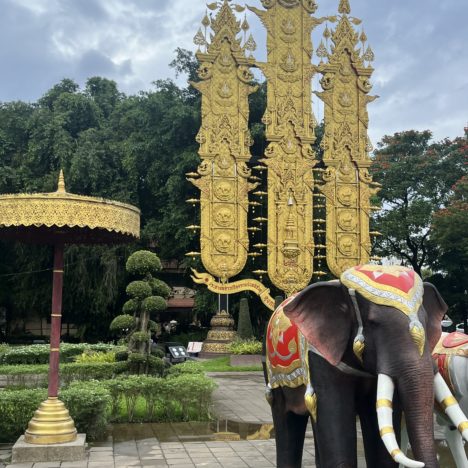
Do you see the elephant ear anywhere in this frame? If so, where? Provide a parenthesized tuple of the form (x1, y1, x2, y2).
(283, 282, 352, 366)
(423, 282, 448, 352)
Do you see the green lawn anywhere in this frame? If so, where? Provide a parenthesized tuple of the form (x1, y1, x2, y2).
(198, 357, 262, 372)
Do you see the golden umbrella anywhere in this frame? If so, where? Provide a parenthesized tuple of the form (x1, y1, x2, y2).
(0, 171, 140, 444)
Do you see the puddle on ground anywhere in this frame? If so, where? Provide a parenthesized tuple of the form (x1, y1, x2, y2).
(104, 420, 274, 443)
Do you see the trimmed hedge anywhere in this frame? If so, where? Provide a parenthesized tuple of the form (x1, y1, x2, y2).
(230, 339, 262, 355)
(103, 373, 216, 423)
(0, 343, 119, 365)
(0, 369, 216, 441)
(165, 360, 204, 377)
(0, 359, 165, 388)
(0, 381, 111, 442)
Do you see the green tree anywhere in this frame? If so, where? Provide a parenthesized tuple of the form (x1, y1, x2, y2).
(429, 174, 468, 324)
(237, 298, 253, 340)
(371, 130, 466, 275)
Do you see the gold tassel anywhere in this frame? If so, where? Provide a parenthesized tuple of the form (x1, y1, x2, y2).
(305, 389, 317, 422)
(265, 385, 273, 406)
(409, 323, 425, 356)
(353, 335, 365, 363)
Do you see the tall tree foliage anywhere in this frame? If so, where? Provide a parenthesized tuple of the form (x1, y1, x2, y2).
(371, 130, 466, 275)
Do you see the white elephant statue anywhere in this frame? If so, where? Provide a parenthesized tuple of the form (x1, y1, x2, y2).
(401, 331, 468, 468)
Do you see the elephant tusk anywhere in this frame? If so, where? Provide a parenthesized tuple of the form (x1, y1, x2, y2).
(434, 372, 468, 442)
(376, 374, 425, 468)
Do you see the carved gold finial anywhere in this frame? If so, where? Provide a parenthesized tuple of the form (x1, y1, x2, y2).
(338, 0, 351, 15)
(57, 170, 66, 193)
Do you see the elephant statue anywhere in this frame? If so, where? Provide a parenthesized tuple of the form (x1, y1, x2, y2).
(264, 264, 468, 468)
(400, 332, 468, 467)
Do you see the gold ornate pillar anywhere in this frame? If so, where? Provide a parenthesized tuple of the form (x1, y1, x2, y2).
(248, 0, 325, 296)
(189, 0, 258, 282)
(315, 0, 380, 277)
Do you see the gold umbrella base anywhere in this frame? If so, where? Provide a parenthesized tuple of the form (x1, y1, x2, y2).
(24, 397, 77, 445)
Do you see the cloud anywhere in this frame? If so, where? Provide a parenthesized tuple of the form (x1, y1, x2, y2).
(0, 0, 466, 143)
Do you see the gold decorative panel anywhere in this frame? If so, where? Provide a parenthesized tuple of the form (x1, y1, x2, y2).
(248, 0, 325, 295)
(189, 0, 258, 281)
(314, 1, 379, 277)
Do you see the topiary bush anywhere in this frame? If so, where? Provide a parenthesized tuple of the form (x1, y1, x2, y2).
(126, 281, 152, 300)
(142, 296, 167, 314)
(125, 250, 161, 276)
(237, 297, 253, 340)
(149, 278, 171, 298)
(109, 314, 135, 335)
(110, 250, 170, 365)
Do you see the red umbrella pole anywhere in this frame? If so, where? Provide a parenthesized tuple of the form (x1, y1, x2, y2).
(48, 243, 64, 398)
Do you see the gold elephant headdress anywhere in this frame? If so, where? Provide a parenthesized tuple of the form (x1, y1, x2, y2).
(341, 265, 425, 357)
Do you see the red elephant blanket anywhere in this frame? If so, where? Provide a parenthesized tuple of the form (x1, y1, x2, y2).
(266, 294, 310, 389)
(341, 264, 424, 316)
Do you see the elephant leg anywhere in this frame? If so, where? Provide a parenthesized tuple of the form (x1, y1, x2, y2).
(445, 425, 468, 468)
(310, 354, 358, 468)
(271, 387, 309, 468)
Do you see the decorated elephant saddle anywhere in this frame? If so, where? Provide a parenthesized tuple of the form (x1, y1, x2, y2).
(341, 264, 424, 316)
(433, 332, 468, 396)
(266, 294, 310, 389)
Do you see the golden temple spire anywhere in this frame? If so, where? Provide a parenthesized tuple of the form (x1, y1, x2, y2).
(57, 169, 66, 193)
(338, 0, 351, 15)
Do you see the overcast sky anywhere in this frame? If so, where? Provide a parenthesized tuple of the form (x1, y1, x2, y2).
(0, 0, 467, 146)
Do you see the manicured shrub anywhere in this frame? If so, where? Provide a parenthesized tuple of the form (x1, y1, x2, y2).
(0, 343, 118, 365)
(61, 381, 111, 440)
(126, 281, 152, 300)
(237, 298, 253, 339)
(150, 347, 164, 358)
(0, 383, 111, 442)
(116, 250, 169, 359)
(230, 339, 262, 355)
(0, 389, 45, 442)
(109, 314, 135, 334)
(74, 351, 116, 364)
(0, 362, 126, 387)
(126, 250, 161, 276)
(147, 355, 164, 377)
(130, 331, 150, 344)
(149, 278, 171, 298)
(166, 361, 204, 377)
(61, 362, 123, 384)
(102, 373, 216, 423)
(142, 296, 167, 313)
(122, 299, 138, 315)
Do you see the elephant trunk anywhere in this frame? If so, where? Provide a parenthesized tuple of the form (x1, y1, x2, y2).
(376, 374, 424, 468)
(396, 356, 439, 468)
